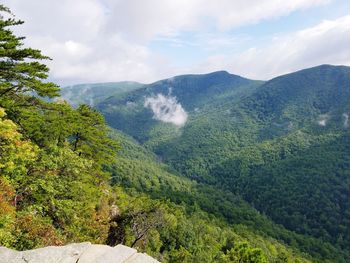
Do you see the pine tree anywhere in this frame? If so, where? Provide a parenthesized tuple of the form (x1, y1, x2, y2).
(0, 4, 59, 112)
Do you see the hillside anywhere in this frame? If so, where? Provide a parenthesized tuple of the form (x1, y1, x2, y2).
(67, 64, 350, 262)
(60, 82, 143, 107)
(107, 129, 347, 262)
(243, 64, 350, 134)
(95, 71, 262, 145)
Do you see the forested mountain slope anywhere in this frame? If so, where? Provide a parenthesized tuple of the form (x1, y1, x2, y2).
(60, 81, 143, 107)
(95, 71, 262, 144)
(243, 65, 350, 134)
(66, 64, 350, 262)
(214, 131, 350, 248)
(107, 129, 349, 262)
(208, 65, 350, 250)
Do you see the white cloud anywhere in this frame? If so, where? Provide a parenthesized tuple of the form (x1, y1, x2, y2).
(317, 114, 329, 126)
(7, 0, 106, 41)
(318, 119, 327, 126)
(144, 93, 188, 126)
(343, 113, 349, 128)
(2, 0, 165, 84)
(21, 33, 163, 84)
(201, 0, 330, 30)
(64, 41, 91, 57)
(104, 0, 330, 40)
(195, 14, 350, 80)
(1, 0, 342, 84)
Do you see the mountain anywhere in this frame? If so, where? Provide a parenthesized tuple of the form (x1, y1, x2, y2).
(243, 64, 350, 135)
(60, 81, 143, 107)
(108, 129, 338, 262)
(95, 71, 262, 144)
(62, 64, 350, 262)
(209, 64, 350, 252)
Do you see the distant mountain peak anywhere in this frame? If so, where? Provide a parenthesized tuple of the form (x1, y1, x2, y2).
(207, 70, 230, 75)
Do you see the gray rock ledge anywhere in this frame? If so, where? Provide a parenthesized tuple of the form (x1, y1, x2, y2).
(0, 243, 160, 263)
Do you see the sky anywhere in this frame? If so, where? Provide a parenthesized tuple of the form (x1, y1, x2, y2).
(3, 0, 350, 85)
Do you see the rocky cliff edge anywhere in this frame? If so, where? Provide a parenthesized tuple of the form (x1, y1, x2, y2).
(0, 242, 160, 263)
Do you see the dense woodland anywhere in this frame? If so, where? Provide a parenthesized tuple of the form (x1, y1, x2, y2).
(1, 4, 350, 263)
(94, 56, 350, 261)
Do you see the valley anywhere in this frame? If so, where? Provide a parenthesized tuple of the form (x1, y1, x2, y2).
(62, 64, 350, 262)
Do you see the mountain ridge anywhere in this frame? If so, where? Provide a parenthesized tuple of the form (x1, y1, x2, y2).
(57, 64, 350, 261)
(63, 64, 350, 261)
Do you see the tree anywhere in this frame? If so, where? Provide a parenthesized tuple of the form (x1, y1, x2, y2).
(0, 176, 15, 246)
(106, 195, 164, 249)
(0, 5, 119, 161)
(0, 5, 118, 249)
(0, 5, 59, 111)
(0, 107, 37, 187)
(72, 104, 119, 165)
(0, 4, 62, 144)
(221, 242, 267, 263)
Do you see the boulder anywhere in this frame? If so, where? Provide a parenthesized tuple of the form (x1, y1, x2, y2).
(0, 243, 160, 263)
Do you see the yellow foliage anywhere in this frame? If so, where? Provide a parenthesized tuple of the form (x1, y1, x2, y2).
(0, 177, 16, 246)
(15, 213, 64, 248)
(0, 107, 38, 180)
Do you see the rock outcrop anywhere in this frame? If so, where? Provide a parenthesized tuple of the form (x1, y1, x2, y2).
(0, 243, 160, 263)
